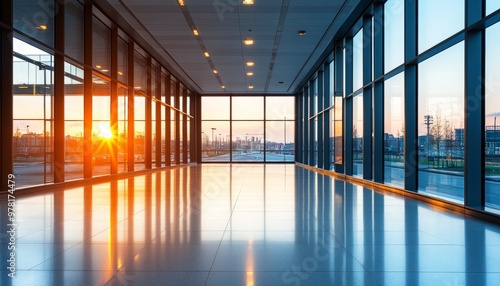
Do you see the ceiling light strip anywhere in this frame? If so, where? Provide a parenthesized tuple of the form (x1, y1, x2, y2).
(177, 1, 225, 90)
(264, 0, 290, 92)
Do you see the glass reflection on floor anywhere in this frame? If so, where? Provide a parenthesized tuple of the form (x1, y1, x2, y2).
(1, 164, 500, 285)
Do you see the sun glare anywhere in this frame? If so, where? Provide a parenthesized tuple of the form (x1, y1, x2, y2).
(99, 124, 113, 139)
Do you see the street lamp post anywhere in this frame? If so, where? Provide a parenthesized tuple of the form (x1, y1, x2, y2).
(211, 128, 216, 149)
(424, 115, 433, 162)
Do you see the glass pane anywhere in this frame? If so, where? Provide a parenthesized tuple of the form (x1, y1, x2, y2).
(418, 42, 464, 203)
(485, 22, 500, 209)
(135, 95, 146, 170)
(135, 52, 147, 92)
(65, 0, 84, 62)
(384, 0, 404, 72)
(201, 121, 230, 162)
(265, 121, 294, 162)
(92, 77, 111, 176)
(384, 73, 405, 188)
(353, 29, 363, 91)
(418, 0, 464, 53)
(118, 87, 128, 173)
(266, 96, 294, 120)
(487, 0, 500, 15)
(232, 121, 264, 162)
(118, 37, 128, 84)
(202, 96, 231, 119)
(313, 117, 318, 166)
(232, 97, 264, 120)
(92, 77, 111, 120)
(353, 95, 363, 177)
(64, 61, 84, 180)
(330, 109, 335, 168)
(330, 61, 334, 108)
(93, 16, 111, 76)
(13, 38, 54, 188)
(13, 0, 55, 47)
(64, 121, 83, 181)
(334, 97, 343, 165)
(92, 121, 111, 176)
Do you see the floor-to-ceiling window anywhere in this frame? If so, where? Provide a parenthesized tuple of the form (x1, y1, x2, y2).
(7, 0, 195, 190)
(13, 39, 55, 188)
(352, 29, 363, 177)
(485, 22, 500, 209)
(201, 95, 294, 162)
(201, 96, 230, 162)
(265, 97, 295, 162)
(417, 42, 464, 202)
(384, 73, 404, 188)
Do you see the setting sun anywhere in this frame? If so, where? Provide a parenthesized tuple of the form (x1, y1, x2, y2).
(99, 123, 113, 139)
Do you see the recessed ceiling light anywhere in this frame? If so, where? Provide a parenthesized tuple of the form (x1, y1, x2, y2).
(178, 0, 185, 6)
(213, 70, 218, 74)
(37, 25, 47, 30)
(193, 29, 199, 36)
(298, 30, 306, 36)
(221, 85, 226, 89)
(95, 65, 102, 69)
(204, 52, 210, 57)
(243, 0, 254, 5)
(247, 72, 254, 76)
(248, 85, 254, 89)
(101, 69, 109, 72)
(244, 39, 254, 45)
(118, 71, 124, 76)
(246, 61, 254, 66)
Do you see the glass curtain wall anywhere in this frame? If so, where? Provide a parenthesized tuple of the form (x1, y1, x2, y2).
(201, 95, 295, 162)
(265, 97, 295, 162)
(232, 97, 264, 162)
(13, 39, 54, 188)
(8, 0, 195, 189)
(201, 96, 230, 162)
(384, 73, 404, 188)
(417, 42, 464, 202)
(485, 22, 500, 209)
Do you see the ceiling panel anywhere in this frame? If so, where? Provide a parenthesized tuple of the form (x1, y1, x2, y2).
(102, 0, 362, 94)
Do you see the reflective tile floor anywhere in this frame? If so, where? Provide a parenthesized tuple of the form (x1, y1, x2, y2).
(2, 164, 500, 285)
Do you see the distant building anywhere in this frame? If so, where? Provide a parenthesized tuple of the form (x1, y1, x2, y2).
(486, 126, 500, 155)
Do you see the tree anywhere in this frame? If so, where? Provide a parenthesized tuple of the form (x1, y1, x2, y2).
(430, 108, 445, 166)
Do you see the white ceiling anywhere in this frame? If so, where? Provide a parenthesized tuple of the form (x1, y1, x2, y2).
(100, 0, 361, 94)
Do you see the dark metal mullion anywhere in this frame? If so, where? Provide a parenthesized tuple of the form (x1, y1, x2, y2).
(230, 95, 233, 162)
(263, 96, 267, 162)
(373, 2, 384, 183)
(323, 63, 331, 170)
(54, 0, 65, 182)
(345, 37, 354, 176)
(464, 0, 485, 208)
(334, 42, 344, 173)
(83, 2, 93, 178)
(317, 70, 324, 169)
(1, 0, 14, 191)
(145, 57, 152, 169)
(174, 81, 180, 164)
(309, 83, 315, 166)
(165, 75, 171, 166)
(110, 26, 118, 174)
(363, 15, 373, 180)
(404, 0, 418, 192)
(182, 87, 188, 164)
(127, 42, 135, 172)
(155, 65, 162, 167)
